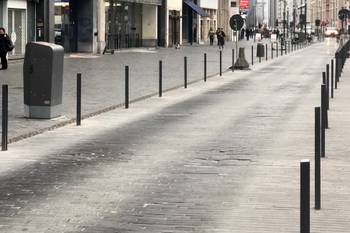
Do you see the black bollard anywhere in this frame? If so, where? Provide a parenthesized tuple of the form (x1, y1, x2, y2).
(184, 56, 187, 88)
(326, 65, 330, 110)
(321, 85, 326, 158)
(251, 45, 254, 65)
(289, 42, 291, 53)
(321, 82, 329, 129)
(331, 59, 334, 98)
(76, 73, 82, 126)
(285, 42, 287, 55)
(315, 107, 321, 210)
(266, 44, 268, 60)
(281, 43, 283, 56)
(276, 43, 278, 58)
(335, 56, 338, 89)
(231, 49, 234, 72)
(125, 66, 129, 109)
(220, 50, 222, 76)
(204, 53, 208, 80)
(271, 43, 273, 59)
(2, 85, 8, 151)
(300, 160, 310, 233)
(159, 60, 163, 97)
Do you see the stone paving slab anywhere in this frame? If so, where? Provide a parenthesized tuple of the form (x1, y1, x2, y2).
(0, 39, 309, 142)
(0, 39, 345, 233)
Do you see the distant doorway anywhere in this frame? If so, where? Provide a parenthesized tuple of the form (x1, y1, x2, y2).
(54, 0, 93, 53)
(105, 0, 143, 50)
(168, 10, 180, 47)
(8, 8, 26, 56)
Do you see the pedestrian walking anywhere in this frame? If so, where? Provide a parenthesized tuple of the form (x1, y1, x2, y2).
(208, 27, 215, 46)
(217, 28, 226, 50)
(246, 29, 250, 41)
(0, 27, 14, 70)
(216, 28, 220, 46)
(241, 28, 245, 40)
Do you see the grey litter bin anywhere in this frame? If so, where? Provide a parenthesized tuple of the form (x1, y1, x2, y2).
(23, 42, 64, 119)
(257, 43, 265, 58)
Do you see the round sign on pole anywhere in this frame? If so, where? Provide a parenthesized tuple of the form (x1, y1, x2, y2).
(230, 14, 244, 31)
(338, 9, 350, 20)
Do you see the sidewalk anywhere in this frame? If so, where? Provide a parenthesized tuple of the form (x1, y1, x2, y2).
(0, 39, 349, 232)
(0, 39, 305, 143)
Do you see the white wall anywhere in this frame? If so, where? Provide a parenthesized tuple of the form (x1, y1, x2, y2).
(142, 4, 157, 39)
(7, 0, 26, 9)
(168, 0, 182, 10)
(200, 0, 218, 9)
(97, 0, 105, 53)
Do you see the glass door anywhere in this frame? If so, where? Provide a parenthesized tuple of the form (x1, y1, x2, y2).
(54, 0, 74, 52)
(8, 8, 26, 57)
(105, 1, 142, 49)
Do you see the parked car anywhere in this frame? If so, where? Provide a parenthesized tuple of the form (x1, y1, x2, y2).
(325, 27, 339, 37)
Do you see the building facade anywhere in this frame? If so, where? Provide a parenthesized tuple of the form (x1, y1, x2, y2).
(0, 0, 241, 55)
(218, 0, 232, 40)
(199, 0, 218, 43)
(0, 0, 36, 58)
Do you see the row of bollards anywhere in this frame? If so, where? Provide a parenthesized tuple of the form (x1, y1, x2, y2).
(300, 36, 350, 232)
(251, 40, 309, 66)
(0, 41, 312, 151)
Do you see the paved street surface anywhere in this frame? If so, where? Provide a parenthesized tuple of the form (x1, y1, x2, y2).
(1, 39, 350, 232)
(1, 39, 301, 141)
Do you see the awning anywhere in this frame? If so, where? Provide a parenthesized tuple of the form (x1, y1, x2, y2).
(184, 0, 209, 17)
(117, 0, 162, 5)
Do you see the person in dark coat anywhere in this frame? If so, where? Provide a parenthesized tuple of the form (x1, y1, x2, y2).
(241, 28, 245, 40)
(208, 27, 215, 46)
(217, 28, 226, 50)
(0, 28, 13, 70)
(246, 28, 250, 41)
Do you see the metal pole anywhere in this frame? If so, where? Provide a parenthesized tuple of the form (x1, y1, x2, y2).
(281, 42, 283, 56)
(321, 84, 326, 157)
(2, 85, 8, 151)
(335, 55, 338, 89)
(315, 107, 321, 210)
(251, 45, 254, 65)
(326, 65, 330, 110)
(266, 44, 268, 60)
(277, 42, 279, 57)
(76, 73, 82, 126)
(321, 78, 329, 129)
(184, 56, 187, 88)
(232, 49, 235, 72)
(300, 160, 310, 233)
(159, 60, 163, 97)
(271, 43, 273, 59)
(285, 41, 287, 55)
(204, 53, 207, 81)
(125, 66, 129, 109)
(220, 50, 222, 76)
(331, 59, 334, 98)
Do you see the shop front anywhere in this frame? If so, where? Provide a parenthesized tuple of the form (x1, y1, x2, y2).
(0, 0, 35, 58)
(104, 0, 161, 50)
(182, 0, 208, 44)
(53, 0, 95, 53)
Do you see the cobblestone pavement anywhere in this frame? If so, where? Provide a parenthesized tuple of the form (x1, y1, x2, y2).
(0, 39, 349, 232)
(0, 39, 306, 141)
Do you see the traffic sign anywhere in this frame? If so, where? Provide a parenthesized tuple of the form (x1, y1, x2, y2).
(339, 9, 350, 20)
(230, 14, 244, 31)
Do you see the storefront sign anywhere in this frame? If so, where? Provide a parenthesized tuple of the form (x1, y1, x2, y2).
(239, 0, 249, 10)
(120, 0, 162, 5)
